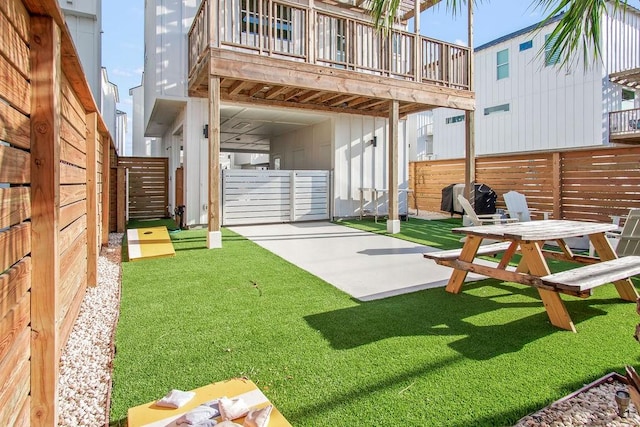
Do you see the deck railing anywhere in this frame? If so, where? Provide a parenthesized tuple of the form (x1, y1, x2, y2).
(610, 108, 640, 136)
(188, 0, 470, 89)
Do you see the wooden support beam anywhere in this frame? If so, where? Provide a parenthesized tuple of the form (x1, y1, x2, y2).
(248, 83, 265, 97)
(297, 91, 323, 103)
(464, 1, 475, 204)
(284, 88, 309, 101)
(228, 80, 247, 96)
(329, 94, 360, 107)
(30, 15, 61, 427)
(208, 76, 222, 248)
(265, 86, 289, 100)
(86, 112, 98, 287)
(552, 152, 561, 219)
(388, 100, 399, 223)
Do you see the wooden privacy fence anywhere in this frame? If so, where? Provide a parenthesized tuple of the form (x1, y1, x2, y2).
(410, 146, 640, 223)
(0, 0, 114, 425)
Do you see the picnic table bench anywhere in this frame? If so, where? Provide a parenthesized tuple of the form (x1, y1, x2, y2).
(422, 220, 640, 332)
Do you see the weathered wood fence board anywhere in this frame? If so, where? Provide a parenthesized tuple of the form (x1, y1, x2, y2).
(410, 146, 640, 223)
(0, 0, 116, 425)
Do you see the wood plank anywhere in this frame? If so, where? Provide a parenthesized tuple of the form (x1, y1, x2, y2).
(60, 184, 86, 207)
(0, 98, 30, 149)
(209, 76, 221, 237)
(60, 231, 86, 285)
(0, 187, 30, 229)
(0, 145, 29, 184)
(60, 199, 86, 230)
(57, 277, 86, 359)
(0, 50, 30, 115)
(61, 134, 87, 168)
(13, 395, 30, 427)
(101, 137, 111, 243)
(0, 322, 30, 391)
(0, 257, 30, 322)
(423, 242, 513, 260)
(0, 0, 30, 43)
(0, 340, 30, 426)
(59, 214, 86, 255)
(30, 16, 61, 427)
(0, 223, 30, 274)
(541, 256, 640, 292)
(61, 73, 86, 126)
(60, 116, 87, 155)
(0, 292, 29, 368)
(61, 95, 86, 138)
(0, 9, 30, 78)
(60, 162, 87, 185)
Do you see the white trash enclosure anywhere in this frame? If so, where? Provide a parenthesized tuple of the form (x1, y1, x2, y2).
(222, 170, 331, 225)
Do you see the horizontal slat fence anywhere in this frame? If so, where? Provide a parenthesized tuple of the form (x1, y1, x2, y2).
(410, 146, 640, 224)
(117, 157, 169, 220)
(0, 0, 115, 425)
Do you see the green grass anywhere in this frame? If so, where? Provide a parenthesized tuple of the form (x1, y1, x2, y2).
(110, 219, 640, 426)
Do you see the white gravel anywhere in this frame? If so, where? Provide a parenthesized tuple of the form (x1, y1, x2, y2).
(515, 378, 640, 426)
(57, 233, 123, 427)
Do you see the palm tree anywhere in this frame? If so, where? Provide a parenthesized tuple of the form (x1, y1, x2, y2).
(369, 0, 630, 68)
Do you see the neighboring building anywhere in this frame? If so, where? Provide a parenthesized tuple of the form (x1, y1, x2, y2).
(411, 5, 640, 160)
(60, 0, 128, 153)
(130, 78, 160, 157)
(59, 0, 103, 105)
(139, 0, 475, 239)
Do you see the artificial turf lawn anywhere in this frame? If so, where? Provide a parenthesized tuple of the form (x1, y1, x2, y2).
(110, 218, 640, 426)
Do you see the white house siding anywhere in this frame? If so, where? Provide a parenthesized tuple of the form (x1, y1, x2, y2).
(60, 0, 102, 105)
(333, 114, 408, 218)
(419, 9, 640, 160)
(144, 0, 196, 128)
(270, 119, 333, 171)
(602, 6, 640, 139)
(130, 84, 147, 156)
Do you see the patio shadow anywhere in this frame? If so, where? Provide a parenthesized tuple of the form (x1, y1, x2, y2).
(304, 282, 613, 361)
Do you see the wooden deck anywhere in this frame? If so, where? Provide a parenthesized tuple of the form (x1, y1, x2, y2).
(187, 0, 475, 116)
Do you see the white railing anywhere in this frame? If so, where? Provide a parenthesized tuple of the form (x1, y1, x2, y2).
(610, 108, 640, 136)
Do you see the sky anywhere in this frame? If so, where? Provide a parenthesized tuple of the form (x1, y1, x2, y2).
(100, 0, 640, 153)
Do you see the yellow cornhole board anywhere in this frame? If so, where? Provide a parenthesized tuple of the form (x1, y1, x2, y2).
(127, 378, 293, 427)
(127, 226, 175, 261)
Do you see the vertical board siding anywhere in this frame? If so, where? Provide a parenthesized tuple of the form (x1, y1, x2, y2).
(118, 157, 169, 220)
(410, 146, 640, 223)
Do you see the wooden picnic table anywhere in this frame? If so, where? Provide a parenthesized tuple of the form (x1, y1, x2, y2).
(425, 220, 639, 332)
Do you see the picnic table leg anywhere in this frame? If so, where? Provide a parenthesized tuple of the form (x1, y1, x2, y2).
(445, 235, 483, 294)
(589, 233, 639, 302)
(497, 241, 519, 270)
(520, 241, 577, 332)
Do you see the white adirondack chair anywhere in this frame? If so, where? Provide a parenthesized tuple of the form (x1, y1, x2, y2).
(503, 190, 550, 222)
(589, 209, 640, 257)
(456, 194, 517, 226)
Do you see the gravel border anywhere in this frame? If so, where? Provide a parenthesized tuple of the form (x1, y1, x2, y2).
(58, 233, 123, 427)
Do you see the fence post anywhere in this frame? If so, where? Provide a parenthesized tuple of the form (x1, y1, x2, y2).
(552, 152, 562, 219)
(86, 113, 98, 286)
(30, 15, 61, 427)
(101, 137, 111, 244)
(117, 167, 126, 232)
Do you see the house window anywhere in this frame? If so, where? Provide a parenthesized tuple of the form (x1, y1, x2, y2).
(484, 104, 510, 115)
(497, 49, 509, 80)
(445, 115, 465, 124)
(519, 40, 533, 51)
(545, 33, 561, 66)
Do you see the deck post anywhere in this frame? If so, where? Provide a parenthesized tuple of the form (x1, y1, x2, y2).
(30, 15, 61, 426)
(207, 75, 222, 248)
(387, 100, 400, 234)
(464, 2, 475, 205)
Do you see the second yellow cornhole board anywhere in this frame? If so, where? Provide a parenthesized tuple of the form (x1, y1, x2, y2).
(127, 226, 175, 261)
